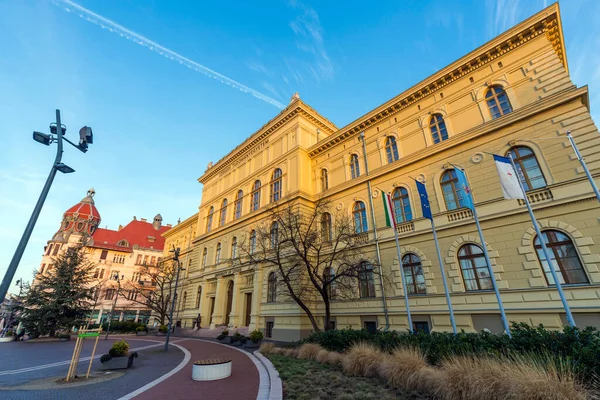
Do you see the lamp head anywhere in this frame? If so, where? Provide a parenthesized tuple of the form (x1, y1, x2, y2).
(79, 126, 93, 150)
(49, 123, 66, 135)
(55, 163, 75, 174)
(33, 131, 51, 146)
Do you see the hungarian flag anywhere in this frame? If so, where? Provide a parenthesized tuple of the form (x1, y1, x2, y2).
(382, 190, 396, 228)
(493, 155, 524, 200)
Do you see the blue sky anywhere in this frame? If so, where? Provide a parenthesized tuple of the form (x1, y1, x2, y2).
(1, 0, 599, 293)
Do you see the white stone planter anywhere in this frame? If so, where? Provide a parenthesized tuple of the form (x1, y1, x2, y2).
(192, 359, 232, 381)
(0, 336, 14, 343)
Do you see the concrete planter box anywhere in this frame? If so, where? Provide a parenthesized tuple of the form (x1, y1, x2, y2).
(58, 336, 70, 342)
(136, 332, 147, 336)
(217, 337, 229, 343)
(243, 340, 261, 349)
(192, 359, 232, 381)
(155, 332, 167, 336)
(101, 352, 137, 370)
(0, 336, 14, 343)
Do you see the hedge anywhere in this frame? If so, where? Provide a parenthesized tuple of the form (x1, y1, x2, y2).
(301, 322, 600, 382)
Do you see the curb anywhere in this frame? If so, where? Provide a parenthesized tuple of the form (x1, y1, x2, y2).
(253, 351, 283, 400)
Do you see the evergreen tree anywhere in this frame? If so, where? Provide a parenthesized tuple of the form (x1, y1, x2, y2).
(18, 242, 96, 337)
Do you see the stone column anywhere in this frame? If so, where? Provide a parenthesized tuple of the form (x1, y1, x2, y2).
(228, 273, 242, 327)
(211, 277, 225, 328)
(249, 267, 263, 331)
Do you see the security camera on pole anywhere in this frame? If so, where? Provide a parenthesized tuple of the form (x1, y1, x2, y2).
(0, 110, 94, 304)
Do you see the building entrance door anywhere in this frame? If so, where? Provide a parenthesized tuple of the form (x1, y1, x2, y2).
(225, 281, 234, 325)
(209, 297, 215, 325)
(244, 293, 252, 326)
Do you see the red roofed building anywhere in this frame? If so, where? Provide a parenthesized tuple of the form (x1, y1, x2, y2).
(37, 189, 171, 325)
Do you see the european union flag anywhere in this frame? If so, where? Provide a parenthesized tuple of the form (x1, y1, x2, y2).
(453, 167, 475, 211)
(415, 180, 433, 220)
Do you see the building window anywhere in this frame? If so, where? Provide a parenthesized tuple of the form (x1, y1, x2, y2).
(266, 321, 274, 338)
(402, 254, 426, 295)
(392, 187, 413, 223)
(359, 261, 376, 298)
(99, 268, 105, 279)
(40, 264, 46, 274)
(534, 230, 588, 285)
(350, 154, 360, 179)
(430, 114, 448, 144)
(270, 169, 282, 203)
(507, 146, 546, 191)
(353, 201, 368, 233)
(413, 321, 430, 333)
(100, 250, 108, 260)
(234, 190, 243, 219)
(219, 199, 228, 227)
(250, 230, 257, 254)
(486, 85, 512, 119)
(385, 136, 399, 163)
(206, 206, 215, 233)
(364, 321, 377, 334)
(441, 169, 467, 211)
(202, 248, 207, 267)
(215, 243, 222, 264)
(143, 255, 149, 265)
(105, 289, 115, 300)
(231, 237, 238, 259)
(52, 244, 61, 256)
(196, 286, 202, 308)
(251, 180, 261, 212)
(181, 292, 187, 311)
(321, 169, 328, 191)
(321, 212, 332, 242)
(267, 272, 277, 302)
(458, 244, 493, 291)
(270, 222, 279, 248)
(324, 266, 336, 299)
(136, 254, 142, 265)
(46, 244, 54, 255)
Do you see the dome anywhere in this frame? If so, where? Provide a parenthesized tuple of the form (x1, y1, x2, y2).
(60, 189, 102, 235)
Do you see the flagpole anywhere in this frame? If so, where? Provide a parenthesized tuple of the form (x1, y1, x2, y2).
(566, 131, 600, 203)
(430, 217, 458, 334)
(508, 154, 576, 327)
(391, 220, 414, 333)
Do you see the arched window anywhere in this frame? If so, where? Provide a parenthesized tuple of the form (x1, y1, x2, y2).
(250, 230, 257, 254)
(430, 114, 448, 144)
(251, 180, 261, 212)
(215, 243, 222, 264)
(486, 85, 512, 119)
(321, 169, 329, 191)
(206, 206, 214, 232)
(323, 267, 336, 299)
(359, 261, 376, 298)
(270, 222, 279, 248)
(195, 286, 202, 308)
(392, 187, 413, 223)
(385, 136, 399, 163)
(181, 291, 187, 311)
(321, 212, 332, 242)
(231, 237, 238, 259)
(201, 247, 207, 267)
(458, 244, 493, 291)
(353, 201, 368, 233)
(219, 199, 228, 227)
(350, 154, 360, 179)
(534, 230, 588, 285)
(402, 254, 426, 295)
(441, 170, 466, 211)
(271, 169, 282, 202)
(234, 190, 243, 219)
(507, 146, 546, 191)
(267, 272, 277, 302)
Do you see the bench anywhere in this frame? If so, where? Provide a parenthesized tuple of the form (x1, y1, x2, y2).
(192, 358, 232, 381)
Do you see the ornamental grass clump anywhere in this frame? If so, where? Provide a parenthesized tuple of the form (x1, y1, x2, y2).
(377, 347, 429, 390)
(259, 342, 276, 354)
(325, 351, 344, 367)
(342, 342, 385, 377)
(297, 343, 324, 360)
(315, 349, 330, 364)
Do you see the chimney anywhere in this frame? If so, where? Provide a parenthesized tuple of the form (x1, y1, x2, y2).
(118, 224, 123, 231)
(140, 218, 147, 222)
(133, 216, 137, 221)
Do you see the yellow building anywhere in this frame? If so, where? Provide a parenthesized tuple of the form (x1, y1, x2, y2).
(167, 4, 600, 341)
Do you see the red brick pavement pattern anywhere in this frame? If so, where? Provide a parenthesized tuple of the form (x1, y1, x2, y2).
(135, 339, 259, 400)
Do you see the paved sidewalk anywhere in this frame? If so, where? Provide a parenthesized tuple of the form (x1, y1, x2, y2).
(136, 339, 261, 400)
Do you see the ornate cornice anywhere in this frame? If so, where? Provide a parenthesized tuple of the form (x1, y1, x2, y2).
(308, 4, 566, 158)
(199, 99, 337, 183)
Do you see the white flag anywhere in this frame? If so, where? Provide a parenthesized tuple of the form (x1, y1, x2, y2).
(494, 155, 524, 200)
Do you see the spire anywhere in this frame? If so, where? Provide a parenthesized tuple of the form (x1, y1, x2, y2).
(81, 188, 96, 204)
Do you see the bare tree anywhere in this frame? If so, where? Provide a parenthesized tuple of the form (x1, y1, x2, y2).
(234, 199, 378, 332)
(122, 259, 176, 325)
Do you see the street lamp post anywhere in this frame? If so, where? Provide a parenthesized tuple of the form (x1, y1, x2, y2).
(164, 246, 184, 352)
(104, 273, 124, 340)
(0, 109, 94, 304)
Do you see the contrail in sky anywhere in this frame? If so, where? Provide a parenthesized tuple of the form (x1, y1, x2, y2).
(52, 0, 285, 109)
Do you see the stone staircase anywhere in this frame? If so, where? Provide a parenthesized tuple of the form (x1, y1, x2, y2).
(180, 326, 250, 338)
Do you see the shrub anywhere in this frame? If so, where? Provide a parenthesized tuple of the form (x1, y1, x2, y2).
(259, 342, 276, 354)
(249, 330, 263, 343)
(231, 332, 244, 343)
(297, 343, 324, 360)
(342, 343, 384, 377)
(109, 340, 130, 357)
(100, 353, 112, 363)
(58, 333, 71, 339)
(136, 326, 147, 332)
(216, 329, 229, 340)
(158, 325, 168, 333)
(378, 347, 428, 390)
(102, 321, 146, 333)
(5, 330, 14, 337)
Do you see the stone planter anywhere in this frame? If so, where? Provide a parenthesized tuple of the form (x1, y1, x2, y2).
(0, 336, 14, 343)
(136, 332, 147, 336)
(101, 352, 137, 370)
(192, 359, 232, 381)
(217, 337, 229, 343)
(230, 339, 243, 347)
(243, 340, 261, 349)
(58, 336, 70, 342)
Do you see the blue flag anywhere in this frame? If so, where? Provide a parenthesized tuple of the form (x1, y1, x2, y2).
(453, 167, 474, 211)
(415, 180, 433, 220)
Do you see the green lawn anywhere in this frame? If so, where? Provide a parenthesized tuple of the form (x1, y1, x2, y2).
(266, 354, 430, 400)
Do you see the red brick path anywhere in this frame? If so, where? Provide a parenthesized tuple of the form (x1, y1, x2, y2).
(135, 339, 260, 400)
